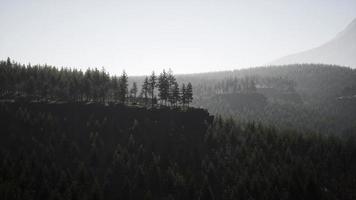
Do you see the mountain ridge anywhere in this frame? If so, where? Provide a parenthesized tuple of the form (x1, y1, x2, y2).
(270, 18, 356, 68)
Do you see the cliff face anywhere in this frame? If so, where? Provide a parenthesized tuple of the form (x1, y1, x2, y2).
(2, 102, 214, 130)
(0, 102, 213, 159)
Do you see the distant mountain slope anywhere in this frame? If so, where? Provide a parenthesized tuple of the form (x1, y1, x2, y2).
(177, 64, 356, 135)
(177, 64, 356, 102)
(270, 18, 356, 68)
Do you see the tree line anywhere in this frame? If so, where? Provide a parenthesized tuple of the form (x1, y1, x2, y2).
(0, 58, 193, 107)
(138, 70, 193, 107)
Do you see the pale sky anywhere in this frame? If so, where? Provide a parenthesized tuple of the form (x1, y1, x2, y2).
(0, 0, 355, 75)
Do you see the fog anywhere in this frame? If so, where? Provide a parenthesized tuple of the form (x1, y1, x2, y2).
(0, 0, 355, 75)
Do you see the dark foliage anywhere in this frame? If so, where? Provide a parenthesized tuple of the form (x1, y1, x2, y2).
(0, 102, 355, 200)
(1, 59, 356, 199)
(0, 59, 193, 108)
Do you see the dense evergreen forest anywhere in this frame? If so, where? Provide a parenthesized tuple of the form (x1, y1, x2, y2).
(1, 102, 356, 200)
(1, 59, 356, 199)
(0, 58, 193, 108)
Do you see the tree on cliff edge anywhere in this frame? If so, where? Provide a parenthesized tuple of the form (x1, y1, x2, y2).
(148, 72, 157, 106)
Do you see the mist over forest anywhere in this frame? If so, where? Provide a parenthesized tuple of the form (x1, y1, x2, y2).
(1, 1, 356, 199)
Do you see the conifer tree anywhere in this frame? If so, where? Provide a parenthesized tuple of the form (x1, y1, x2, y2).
(158, 70, 169, 105)
(111, 76, 119, 102)
(130, 82, 138, 103)
(169, 82, 180, 107)
(186, 82, 193, 107)
(6, 57, 11, 66)
(148, 72, 157, 106)
(167, 69, 176, 105)
(119, 71, 128, 103)
(141, 77, 149, 105)
(167, 69, 176, 87)
(181, 83, 186, 107)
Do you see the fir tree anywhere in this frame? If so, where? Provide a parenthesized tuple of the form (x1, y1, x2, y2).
(158, 70, 169, 105)
(169, 82, 180, 107)
(119, 71, 128, 103)
(141, 77, 149, 105)
(181, 83, 186, 107)
(148, 72, 157, 106)
(129, 82, 137, 104)
(167, 69, 176, 105)
(186, 82, 193, 107)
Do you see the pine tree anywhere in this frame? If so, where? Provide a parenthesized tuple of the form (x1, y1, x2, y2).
(119, 71, 128, 103)
(167, 69, 176, 87)
(158, 70, 169, 105)
(130, 82, 138, 103)
(169, 82, 180, 107)
(111, 76, 119, 102)
(181, 83, 186, 107)
(141, 77, 149, 105)
(6, 57, 11, 66)
(167, 69, 176, 106)
(148, 72, 157, 106)
(186, 82, 193, 107)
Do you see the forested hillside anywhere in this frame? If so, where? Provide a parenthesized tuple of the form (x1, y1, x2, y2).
(1, 102, 355, 200)
(1, 59, 356, 199)
(1, 59, 355, 135)
(176, 64, 356, 135)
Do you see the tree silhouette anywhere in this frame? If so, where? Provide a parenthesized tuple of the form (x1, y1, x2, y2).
(167, 69, 176, 105)
(169, 81, 180, 107)
(111, 76, 119, 102)
(141, 77, 150, 105)
(148, 72, 157, 106)
(0, 59, 195, 109)
(130, 82, 138, 104)
(119, 71, 128, 103)
(158, 70, 169, 105)
(186, 82, 193, 107)
(181, 83, 187, 107)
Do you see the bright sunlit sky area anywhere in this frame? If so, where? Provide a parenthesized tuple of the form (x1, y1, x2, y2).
(0, 0, 355, 75)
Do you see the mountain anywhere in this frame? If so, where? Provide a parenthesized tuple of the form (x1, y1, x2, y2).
(270, 18, 356, 68)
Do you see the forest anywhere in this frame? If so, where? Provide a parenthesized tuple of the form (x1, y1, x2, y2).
(1, 59, 356, 199)
(0, 58, 193, 108)
(1, 102, 356, 200)
(174, 64, 356, 136)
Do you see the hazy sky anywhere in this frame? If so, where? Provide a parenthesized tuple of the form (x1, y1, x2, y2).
(1, 0, 355, 75)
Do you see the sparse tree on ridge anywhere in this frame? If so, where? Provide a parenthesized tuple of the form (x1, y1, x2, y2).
(167, 69, 176, 87)
(167, 69, 176, 105)
(148, 71, 157, 106)
(6, 57, 11, 66)
(111, 76, 119, 102)
(169, 81, 180, 107)
(186, 82, 193, 107)
(130, 82, 138, 103)
(158, 70, 169, 105)
(181, 83, 187, 107)
(118, 71, 128, 103)
(141, 77, 150, 105)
